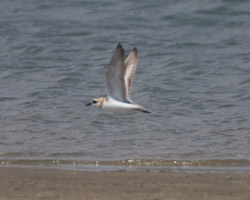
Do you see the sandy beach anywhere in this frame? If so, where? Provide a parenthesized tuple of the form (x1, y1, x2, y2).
(0, 167, 250, 200)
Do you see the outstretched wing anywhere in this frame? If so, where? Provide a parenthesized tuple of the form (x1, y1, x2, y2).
(124, 47, 138, 100)
(106, 43, 128, 102)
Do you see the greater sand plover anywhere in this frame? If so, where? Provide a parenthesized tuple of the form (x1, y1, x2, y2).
(86, 43, 150, 113)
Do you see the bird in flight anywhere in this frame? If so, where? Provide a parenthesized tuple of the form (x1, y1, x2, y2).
(86, 43, 150, 113)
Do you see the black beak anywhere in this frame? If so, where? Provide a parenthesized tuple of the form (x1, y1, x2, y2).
(85, 102, 92, 106)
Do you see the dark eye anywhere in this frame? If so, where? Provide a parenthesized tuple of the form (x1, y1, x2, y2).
(92, 100, 98, 104)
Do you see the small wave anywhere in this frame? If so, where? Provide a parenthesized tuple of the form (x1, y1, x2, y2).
(0, 97, 19, 102)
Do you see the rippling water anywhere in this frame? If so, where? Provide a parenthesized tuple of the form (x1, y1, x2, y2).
(1, 0, 250, 169)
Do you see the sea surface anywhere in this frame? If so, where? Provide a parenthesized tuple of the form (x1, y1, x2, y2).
(1, 0, 250, 171)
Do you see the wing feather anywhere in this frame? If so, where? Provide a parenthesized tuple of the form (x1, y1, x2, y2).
(106, 43, 128, 102)
(124, 47, 138, 100)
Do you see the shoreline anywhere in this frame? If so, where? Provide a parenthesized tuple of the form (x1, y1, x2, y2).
(1, 158, 250, 172)
(0, 167, 250, 200)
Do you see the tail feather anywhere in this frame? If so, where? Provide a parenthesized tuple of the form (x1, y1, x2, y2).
(140, 110, 151, 113)
(135, 107, 151, 113)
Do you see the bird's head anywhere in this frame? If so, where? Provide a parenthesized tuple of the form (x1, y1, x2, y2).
(86, 98, 105, 108)
(85, 98, 99, 106)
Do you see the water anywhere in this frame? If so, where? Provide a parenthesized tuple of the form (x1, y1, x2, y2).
(1, 0, 250, 170)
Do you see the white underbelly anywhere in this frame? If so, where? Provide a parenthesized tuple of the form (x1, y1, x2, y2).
(102, 101, 139, 113)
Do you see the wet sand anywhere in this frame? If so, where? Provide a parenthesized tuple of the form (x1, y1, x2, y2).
(0, 167, 250, 200)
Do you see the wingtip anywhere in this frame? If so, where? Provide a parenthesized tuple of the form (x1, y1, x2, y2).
(117, 43, 123, 49)
(116, 42, 124, 50)
(116, 44, 137, 55)
(133, 47, 137, 55)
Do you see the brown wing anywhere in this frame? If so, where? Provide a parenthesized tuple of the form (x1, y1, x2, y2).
(124, 47, 138, 100)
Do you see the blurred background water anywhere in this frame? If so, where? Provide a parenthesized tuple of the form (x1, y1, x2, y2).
(1, 0, 250, 165)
